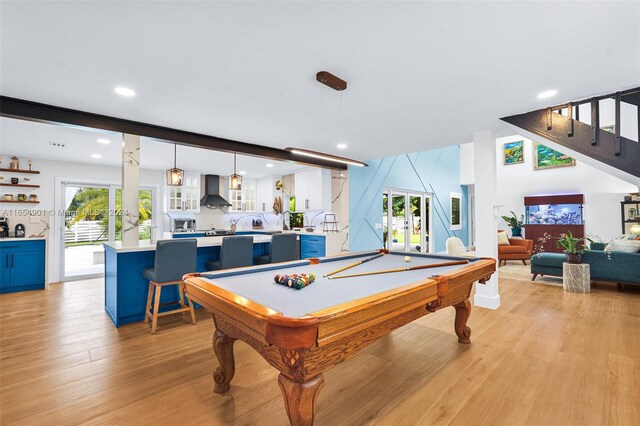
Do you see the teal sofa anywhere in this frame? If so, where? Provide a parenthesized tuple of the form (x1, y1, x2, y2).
(530, 247, 640, 285)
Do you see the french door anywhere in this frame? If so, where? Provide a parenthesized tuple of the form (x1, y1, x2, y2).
(61, 182, 154, 281)
(383, 190, 431, 253)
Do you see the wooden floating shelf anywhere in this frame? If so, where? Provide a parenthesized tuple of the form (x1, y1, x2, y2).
(0, 200, 40, 204)
(0, 168, 40, 175)
(0, 183, 40, 188)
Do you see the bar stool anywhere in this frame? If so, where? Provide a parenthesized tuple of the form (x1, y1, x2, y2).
(254, 233, 297, 265)
(205, 236, 254, 271)
(143, 239, 197, 334)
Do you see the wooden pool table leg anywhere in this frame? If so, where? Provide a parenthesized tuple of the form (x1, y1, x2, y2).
(213, 329, 237, 393)
(278, 373, 325, 426)
(453, 299, 472, 344)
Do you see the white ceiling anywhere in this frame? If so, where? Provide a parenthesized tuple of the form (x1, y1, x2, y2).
(0, 117, 305, 178)
(1, 1, 638, 161)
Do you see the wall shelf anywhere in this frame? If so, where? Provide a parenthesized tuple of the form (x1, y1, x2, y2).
(0, 183, 40, 188)
(0, 200, 40, 204)
(0, 168, 40, 175)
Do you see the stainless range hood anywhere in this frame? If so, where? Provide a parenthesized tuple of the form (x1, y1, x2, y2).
(200, 175, 231, 207)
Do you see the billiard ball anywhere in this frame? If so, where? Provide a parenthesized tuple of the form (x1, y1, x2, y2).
(404, 256, 411, 262)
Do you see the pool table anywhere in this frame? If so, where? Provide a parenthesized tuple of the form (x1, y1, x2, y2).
(183, 250, 495, 426)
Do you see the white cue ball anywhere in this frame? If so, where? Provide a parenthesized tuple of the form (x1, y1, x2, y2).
(404, 256, 411, 262)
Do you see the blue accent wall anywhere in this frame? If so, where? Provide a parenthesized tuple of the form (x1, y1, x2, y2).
(349, 146, 468, 253)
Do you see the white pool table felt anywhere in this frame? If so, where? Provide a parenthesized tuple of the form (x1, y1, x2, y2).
(199, 252, 482, 317)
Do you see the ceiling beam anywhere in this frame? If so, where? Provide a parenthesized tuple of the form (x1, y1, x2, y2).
(0, 96, 347, 170)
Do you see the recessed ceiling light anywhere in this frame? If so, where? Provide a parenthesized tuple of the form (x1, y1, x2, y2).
(114, 86, 136, 97)
(97, 138, 111, 144)
(537, 90, 557, 99)
(239, 170, 247, 175)
(91, 154, 102, 159)
(266, 163, 274, 168)
(337, 143, 347, 149)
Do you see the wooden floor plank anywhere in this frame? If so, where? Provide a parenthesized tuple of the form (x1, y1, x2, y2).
(1, 268, 639, 425)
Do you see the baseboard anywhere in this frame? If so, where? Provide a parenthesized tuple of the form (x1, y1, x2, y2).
(474, 293, 501, 310)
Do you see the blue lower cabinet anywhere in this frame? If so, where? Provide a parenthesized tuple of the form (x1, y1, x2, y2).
(0, 240, 46, 293)
(172, 233, 205, 238)
(103, 241, 271, 327)
(300, 235, 326, 259)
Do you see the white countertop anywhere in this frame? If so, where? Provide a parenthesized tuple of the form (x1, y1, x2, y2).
(0, 236, 47, 242)
(103, 235, 273, 253)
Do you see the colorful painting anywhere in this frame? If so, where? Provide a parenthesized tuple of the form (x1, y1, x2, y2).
(533, 143, 576, 170)
(503, 140, 524, 165)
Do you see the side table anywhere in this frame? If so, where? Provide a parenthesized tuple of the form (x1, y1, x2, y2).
(562, 262, 591, 293)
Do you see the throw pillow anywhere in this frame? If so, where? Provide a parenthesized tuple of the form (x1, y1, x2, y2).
(497, 231, 510, 246)
(606, 239, 640, 253)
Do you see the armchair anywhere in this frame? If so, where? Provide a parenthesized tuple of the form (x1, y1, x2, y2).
(498, 236, 533, 266)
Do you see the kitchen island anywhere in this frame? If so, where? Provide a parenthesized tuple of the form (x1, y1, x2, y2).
(103, 235, 271, 327)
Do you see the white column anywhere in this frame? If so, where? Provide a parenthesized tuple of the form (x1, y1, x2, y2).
(121, 133, 140, 247)
(473, 129, 501, 309)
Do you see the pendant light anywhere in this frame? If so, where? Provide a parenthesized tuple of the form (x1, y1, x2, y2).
(229, 152, 242, 190)
(166, 144, 184, 186)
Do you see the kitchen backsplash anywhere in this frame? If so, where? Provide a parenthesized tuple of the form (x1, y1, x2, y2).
(191, 208, 332, 232)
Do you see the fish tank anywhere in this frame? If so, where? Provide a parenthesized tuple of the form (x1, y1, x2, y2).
(526, 204, 583, 225)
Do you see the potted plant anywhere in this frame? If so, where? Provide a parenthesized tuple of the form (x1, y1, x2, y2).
(501, 211, 525, 237)
(555, 230, 593, 263)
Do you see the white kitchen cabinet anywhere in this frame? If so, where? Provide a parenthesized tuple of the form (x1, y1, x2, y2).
(228, 180, 256, 212)
(294, 169, 331, 211)
(256, 177, 282, 213)
(165, 173, 200, 212)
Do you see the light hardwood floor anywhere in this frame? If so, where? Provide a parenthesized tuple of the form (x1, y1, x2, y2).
(1, 268, 639, 425)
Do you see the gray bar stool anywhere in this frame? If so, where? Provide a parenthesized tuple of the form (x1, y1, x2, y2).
(254, 233, 297, 265)
(142, 239, 197, 334)
(205, 236, 254, 271)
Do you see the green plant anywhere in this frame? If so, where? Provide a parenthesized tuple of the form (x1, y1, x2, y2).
(555, 230, 593, 254)
(501, 211, 524, 229)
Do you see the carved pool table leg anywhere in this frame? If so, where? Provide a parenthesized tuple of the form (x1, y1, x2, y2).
(454, 299, 472, 344)
(213, 329, 237, 393)
(278, 373, 325, 426)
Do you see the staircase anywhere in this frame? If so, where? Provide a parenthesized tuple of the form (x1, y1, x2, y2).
(501, 87, 640, 179)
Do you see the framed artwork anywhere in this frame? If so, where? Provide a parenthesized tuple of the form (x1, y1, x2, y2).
(503, 140, 524, 165)
(450, 192, 462, 231)
(533, 143, 576, 170)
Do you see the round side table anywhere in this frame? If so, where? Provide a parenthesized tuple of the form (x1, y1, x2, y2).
(562, 262, 591, 293)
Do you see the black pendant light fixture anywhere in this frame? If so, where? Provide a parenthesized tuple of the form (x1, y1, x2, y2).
(229, 152, 242, 190)
(166, 144, 184, 186)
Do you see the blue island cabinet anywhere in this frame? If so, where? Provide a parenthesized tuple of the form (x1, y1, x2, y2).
(300, 235, 326, 259)
(104, 241, 270, 327)
(0, 239, 46, 293)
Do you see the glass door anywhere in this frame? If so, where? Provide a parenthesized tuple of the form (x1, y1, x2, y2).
(63, 183, 154, 280)
(384, 190, 431, 253)
(63, 184, 111, 280)
(390, 192, 407, 252)
(115, 188, 154, 242)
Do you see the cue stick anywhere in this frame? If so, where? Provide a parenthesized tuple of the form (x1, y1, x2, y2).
(322, 252, 385, 278)
(327, 260, 469, 280)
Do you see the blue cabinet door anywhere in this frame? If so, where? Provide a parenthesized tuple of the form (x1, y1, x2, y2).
(11, 251, 45, 287)
(0, 253, 11, 287)
(0, 240, 46, 292)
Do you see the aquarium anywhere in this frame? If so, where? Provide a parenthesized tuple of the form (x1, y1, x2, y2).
(526, 203, 583, 225)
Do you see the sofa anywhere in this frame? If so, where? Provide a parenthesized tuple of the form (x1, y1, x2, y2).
(530, 247, 640, 285)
